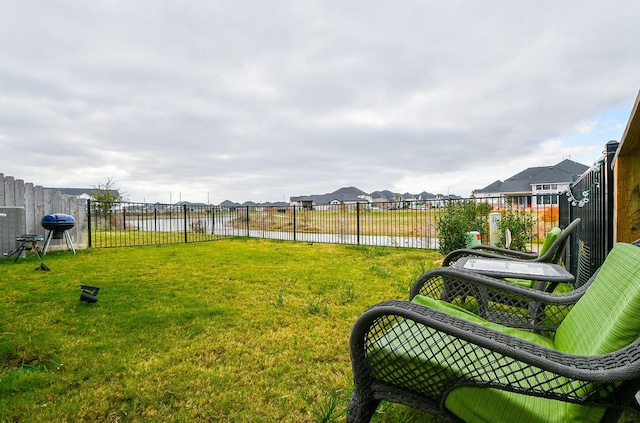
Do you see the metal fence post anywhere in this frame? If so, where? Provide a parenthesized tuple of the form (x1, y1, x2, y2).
(293, 205, 297, 241)
(214, 207, 217, 237)
(356, 202, 361, 245)
(183, 204, 188, 243)
(604, 140, 618, 251)
(87, 199, 92, 247)
(246, 206, 250, 237)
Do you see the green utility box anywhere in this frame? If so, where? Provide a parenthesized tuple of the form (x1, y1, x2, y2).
(465, 231, 481, 248)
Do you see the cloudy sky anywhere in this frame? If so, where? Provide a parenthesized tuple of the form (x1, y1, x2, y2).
(1, 1, 639, 204)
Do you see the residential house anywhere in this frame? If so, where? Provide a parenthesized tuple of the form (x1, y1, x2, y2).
(173, 201, 210, 211)
(219, 200, 240, 211)
(473, 159, 589, 207)
(292, 187, 462, 210)
(370, 190, 405, 209)
(47, 187, 120, 200)
(290, 187, 371, 210)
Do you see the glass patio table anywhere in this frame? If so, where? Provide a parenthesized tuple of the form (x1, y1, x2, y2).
(453, 257, 576, 328)
(454, 257, 575, 292)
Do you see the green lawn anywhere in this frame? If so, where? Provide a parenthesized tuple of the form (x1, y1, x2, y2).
(1, 239, 441, 422)
(2, 239, 639, 422)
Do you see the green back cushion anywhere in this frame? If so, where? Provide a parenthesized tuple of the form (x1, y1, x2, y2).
(555, 242, 640, 356)
(538, 227, 562, 259)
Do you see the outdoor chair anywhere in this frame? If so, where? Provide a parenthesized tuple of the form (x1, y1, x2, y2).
(435, 218, 581, 305)
(412, 238, 640, 333)
(348, 241, 640, 422)
(412, 238, 596, 332)
(442, 218, 581, 269)
(410, 266, 594, 333)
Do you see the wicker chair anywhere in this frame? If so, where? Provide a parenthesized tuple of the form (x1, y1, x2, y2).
(348, 241, 640, 422)
(442, 218, 581, 268)
(412, 238, 640, 332)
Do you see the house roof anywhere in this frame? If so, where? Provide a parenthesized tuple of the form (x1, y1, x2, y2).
(370, 190, 395, 201)
(290, 186, 369, 205)
(291, 186, 463, 205)
(474, 159, 589, 194)
(474, 180, 504, 193)
(46, 187, 120, 197)
(175, 201, 209, 207)
(219, 200, 240, 207)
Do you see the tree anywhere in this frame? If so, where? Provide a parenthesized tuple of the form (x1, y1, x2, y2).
(91, 178, 128, 216)
(436, 198, 491, 255)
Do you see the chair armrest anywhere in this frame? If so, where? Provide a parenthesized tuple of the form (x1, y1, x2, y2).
(410, 267, 584, 331)
(350, 300, 640, 411)
(443, 247, 538, 266)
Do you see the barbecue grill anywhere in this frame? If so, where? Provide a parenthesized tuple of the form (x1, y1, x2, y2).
(41, 213, 76, 254)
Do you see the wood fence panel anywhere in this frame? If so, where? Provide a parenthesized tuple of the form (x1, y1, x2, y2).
(0, 173, 4, 206)
(35, 186, 45, 234)
(1, 174, 87, 250)
(14, 179, 25, 209)
(4, 176, 15, 206)
(24, 182, 36, 234)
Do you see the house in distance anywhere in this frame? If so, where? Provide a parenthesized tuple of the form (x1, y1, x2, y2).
(472, 159, 589, 207)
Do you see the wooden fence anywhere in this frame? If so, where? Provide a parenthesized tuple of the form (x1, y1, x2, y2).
(0, 173, 87, 250)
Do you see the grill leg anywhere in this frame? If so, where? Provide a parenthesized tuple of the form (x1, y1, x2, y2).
(64, 231, 76, 254)
(43, 231, 53, 255)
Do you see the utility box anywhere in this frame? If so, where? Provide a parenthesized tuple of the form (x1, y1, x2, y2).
(465, 231, 481, 248)
(489, 212, 501, 247)
(0, 207, 26, 257)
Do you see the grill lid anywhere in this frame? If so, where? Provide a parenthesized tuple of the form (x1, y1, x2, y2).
(41, 213, 76, 232)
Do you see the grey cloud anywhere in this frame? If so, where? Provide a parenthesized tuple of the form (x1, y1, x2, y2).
(1, 1, 639, 203)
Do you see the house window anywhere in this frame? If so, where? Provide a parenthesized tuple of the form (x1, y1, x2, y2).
(537, 195, 559, 205)
(513, 196, 529, 206)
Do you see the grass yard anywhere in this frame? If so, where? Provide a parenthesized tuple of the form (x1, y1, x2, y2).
(1, 238, 442, 422)
(2, 238, 640, 422)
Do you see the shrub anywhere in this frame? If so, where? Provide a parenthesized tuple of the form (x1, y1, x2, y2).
(497, 207, 536, 252)
(436, 199, 491, 255)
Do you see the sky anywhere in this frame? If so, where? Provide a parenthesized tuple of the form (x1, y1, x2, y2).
(1, 1, 639, 205)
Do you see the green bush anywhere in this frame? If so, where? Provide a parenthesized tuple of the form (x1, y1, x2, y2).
(497, 207, 536, 252)
(436, 199, 491, 255)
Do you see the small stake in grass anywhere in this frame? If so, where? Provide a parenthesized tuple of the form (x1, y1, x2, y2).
(80, 285, 100, 303)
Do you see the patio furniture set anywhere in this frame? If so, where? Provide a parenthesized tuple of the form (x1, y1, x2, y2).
(348, 219, 640, 422)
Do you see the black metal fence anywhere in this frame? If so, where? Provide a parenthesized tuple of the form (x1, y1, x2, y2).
(84, 142, 619, 286)
(559, 141, 619, 283)
(87, 197, 562, 250)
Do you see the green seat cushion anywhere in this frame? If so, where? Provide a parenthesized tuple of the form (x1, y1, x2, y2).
(411, 296, 552, 346)
(446, 386, 606, 423)
(504, 277, 536, 288)
(368, 296, 562, 417)
(539, 227, 562, 259)
(368, 291, 635, 423)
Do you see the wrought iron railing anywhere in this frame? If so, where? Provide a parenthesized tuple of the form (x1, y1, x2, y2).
(87, 197, 561, 250)
(559, 141, 619, 281)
